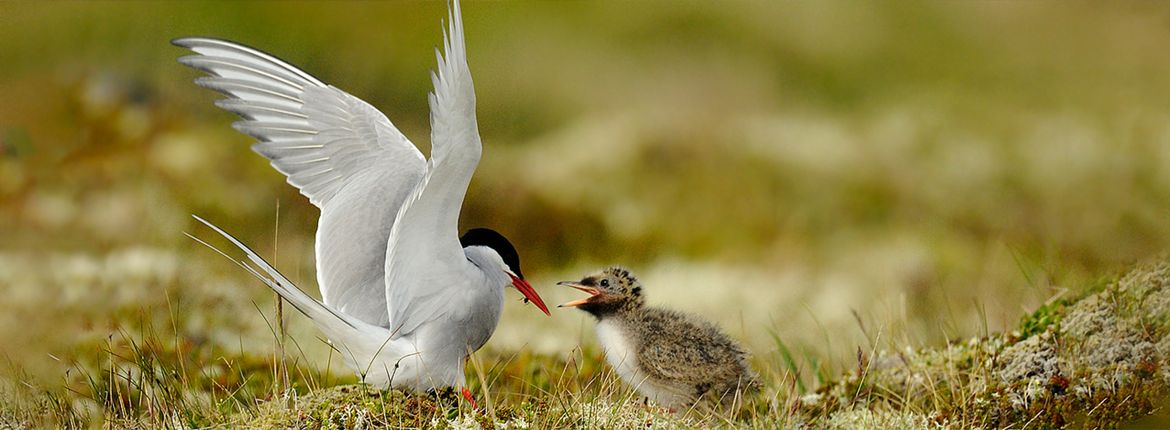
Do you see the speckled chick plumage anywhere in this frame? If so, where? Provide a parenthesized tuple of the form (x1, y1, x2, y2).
(563, 267, 759, 409)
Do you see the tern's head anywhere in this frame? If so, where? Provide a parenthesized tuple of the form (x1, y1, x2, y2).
(557, 266, 644, 317)
(460, 228, 550, 316)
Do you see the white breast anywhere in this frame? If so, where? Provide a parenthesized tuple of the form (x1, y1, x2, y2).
(595, 319, 690, 407)
(596, 319, 641, 382)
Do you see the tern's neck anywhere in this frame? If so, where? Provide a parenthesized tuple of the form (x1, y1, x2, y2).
(463, 246, 510, 292)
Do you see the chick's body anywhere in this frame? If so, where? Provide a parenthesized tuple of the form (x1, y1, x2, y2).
(560, 267, 758, 409)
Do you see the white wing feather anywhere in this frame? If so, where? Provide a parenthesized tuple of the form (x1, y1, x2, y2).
(176, 38, 428, 327)
(385, 0, 485, 336)
(173, 37, 426, 208)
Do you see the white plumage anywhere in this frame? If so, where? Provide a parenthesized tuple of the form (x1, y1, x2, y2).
(178, 0, 549, 393)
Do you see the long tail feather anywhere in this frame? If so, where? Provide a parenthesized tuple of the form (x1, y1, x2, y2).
(188, 215, 370, 338)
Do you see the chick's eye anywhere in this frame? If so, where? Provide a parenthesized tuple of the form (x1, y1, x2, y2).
(600, 279, 609, 287)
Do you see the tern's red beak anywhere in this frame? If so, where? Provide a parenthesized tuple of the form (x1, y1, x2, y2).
(556, 281, 602, 308)
(509, 273, 550, 316)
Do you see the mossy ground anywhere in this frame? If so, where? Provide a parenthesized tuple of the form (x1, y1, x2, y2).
(800, 262, 1170, 429)
(6, 262, 1170, 428)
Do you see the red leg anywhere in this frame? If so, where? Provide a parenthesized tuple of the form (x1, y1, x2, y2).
(460, 386, 480, 410)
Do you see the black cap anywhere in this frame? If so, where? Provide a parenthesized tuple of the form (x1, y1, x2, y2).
(459, 228, 523, 279)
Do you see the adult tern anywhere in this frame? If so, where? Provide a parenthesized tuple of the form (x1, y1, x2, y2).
(176, 0, 550, 394)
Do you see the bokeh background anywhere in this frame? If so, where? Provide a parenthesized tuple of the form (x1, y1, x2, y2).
(5, 0, 1170, 401)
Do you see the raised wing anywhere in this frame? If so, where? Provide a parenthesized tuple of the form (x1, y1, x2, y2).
(173, 37, 426, 208)
(384, 0, 485, 335)
(175, 38, 429, 327)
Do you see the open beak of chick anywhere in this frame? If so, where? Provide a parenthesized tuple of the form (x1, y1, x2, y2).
(556, 281, 603, 308)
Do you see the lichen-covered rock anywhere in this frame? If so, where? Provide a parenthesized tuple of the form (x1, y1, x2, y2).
(996, 331, 1060, 409)
(799, 261, 1170, 429)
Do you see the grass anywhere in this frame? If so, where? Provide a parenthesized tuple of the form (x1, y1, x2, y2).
(5, 260, 1170, 428)
(0, 301, 718, 428)
(795, 262, 1170, 429)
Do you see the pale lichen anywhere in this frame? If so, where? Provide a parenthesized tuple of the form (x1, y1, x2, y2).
(996, 332, 1059, 409)
(823, 408, 958, 430)
(573, 399, 695, 430)
(248, 385, 445, 429)
(799, 261, 1170, 428)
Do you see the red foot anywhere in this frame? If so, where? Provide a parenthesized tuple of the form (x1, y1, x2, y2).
(461, 387, 480, 410)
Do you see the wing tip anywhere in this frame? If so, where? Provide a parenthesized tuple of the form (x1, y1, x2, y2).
(172, 36, 225, 49)
(171, 37, 195, 48)
(173, 37, 329, 89)
(176, 54, 206, 69)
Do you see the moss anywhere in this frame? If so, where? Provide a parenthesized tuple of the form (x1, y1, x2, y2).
(800, 261, 1170, 429)
(247, 385, 579, 430)
(1017, 298, 1069, 340)
(824, 408, 956, 430)
(14, 257, 1170, 429)
(247, 385, 445, 429)
(241, 384, 712, 430)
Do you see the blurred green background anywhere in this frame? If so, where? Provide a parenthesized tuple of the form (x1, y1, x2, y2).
(4, 0, 1170, 398)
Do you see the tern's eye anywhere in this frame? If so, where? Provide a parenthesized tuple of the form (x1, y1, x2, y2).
(600, 279, 610, 287)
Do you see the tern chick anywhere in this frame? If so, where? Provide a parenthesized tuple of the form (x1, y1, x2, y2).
(559, 267, 759, 409)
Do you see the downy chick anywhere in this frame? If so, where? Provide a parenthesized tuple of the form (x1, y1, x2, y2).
(559, 267, 759, 410)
